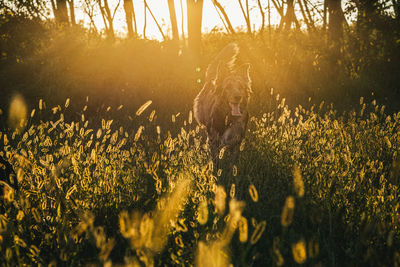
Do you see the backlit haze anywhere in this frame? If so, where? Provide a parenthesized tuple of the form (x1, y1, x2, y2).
(75, 0, 282, 40)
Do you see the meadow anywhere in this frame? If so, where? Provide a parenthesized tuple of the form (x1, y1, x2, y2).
(1, 21, 400, 266)
(1, 90, 399, 266)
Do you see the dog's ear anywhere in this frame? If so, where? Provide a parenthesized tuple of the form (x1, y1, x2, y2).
(234, 63, 251, 83)
(215, 61, 230, 86)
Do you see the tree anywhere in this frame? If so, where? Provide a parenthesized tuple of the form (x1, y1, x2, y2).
(167, 0, 179, 42)
(82, 0, 98, 32)
(394, 0, 400, 20)
(327, 0, 345, 65)
(0, 0, 48, 19)
(298, 0, 315, 32)
(123, 0, 137, 38)
(98, 0, 121, 40)
(278, 0, 299, 31)
(180, 0, 185, 40)
(144, 0, 166, 40)
(271, 0, 284, 21)
(187, 0, 204, 55)
(68, 0, 76, 26)
(51, 0, 69, 25)
(212, 0, 235, 34)
(327, 0, 344, 43)
(237, 0, 251, 34)
(257, 0, 266, 33)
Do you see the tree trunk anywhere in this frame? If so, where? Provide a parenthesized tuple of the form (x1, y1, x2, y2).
(257, 0, 265, 33)
(143, 3, 147, 38)
(124, 0, 136, 37)
(327, 0, 343, 43)
(327, 0, 344, 66)
(303, 0, 315, 31)
(52, 0, 69, 25)
(323, 0, 328, 33)
(98, 0, 115, 40)
(167, 0, 180, 42)
(393, 0, 400, 20)
(68, 0, 76, 25)
(180, 0, 185, 40)
(187, 0, 204, 55)
(271, 0, 284, 22)
(279, 0, 299, 31)
(298, 0, 315, 32)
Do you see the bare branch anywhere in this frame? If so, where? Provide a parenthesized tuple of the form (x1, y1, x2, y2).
(212, 0, 236, 34)
(257, 0, 265, 32)
(237, 0, 251, 34)
(144, 0, 166, 40)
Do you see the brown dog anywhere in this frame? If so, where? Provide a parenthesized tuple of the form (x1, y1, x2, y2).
(193, 43, 252, 161)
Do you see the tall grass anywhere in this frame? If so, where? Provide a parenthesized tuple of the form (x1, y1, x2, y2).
(0, 93, 399, 266)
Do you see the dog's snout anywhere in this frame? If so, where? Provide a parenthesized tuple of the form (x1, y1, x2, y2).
(234, 96, 242, 102)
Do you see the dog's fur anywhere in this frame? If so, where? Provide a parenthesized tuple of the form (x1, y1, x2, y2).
(193, 43, 252, 160)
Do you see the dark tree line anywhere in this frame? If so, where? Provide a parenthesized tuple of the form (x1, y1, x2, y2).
(1, 0, 400, 66)
(1, 1, 398, 45)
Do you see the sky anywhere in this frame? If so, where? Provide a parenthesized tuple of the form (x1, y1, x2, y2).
(75, 0, 283, 40)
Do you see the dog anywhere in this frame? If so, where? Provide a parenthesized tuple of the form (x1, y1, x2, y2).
(193, 43, 252, 163)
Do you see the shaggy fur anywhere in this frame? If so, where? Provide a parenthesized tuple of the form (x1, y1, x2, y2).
(193, 43, 252, 160)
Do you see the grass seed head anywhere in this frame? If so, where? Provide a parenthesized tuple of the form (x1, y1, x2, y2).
(292, 239, 307, 264)
(293, 165, 305, 197)
(8, 94, 27, 133)
(281, 196, 295, 227)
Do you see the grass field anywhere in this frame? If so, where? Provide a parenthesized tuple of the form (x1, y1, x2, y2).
(1, 91, 399, 266)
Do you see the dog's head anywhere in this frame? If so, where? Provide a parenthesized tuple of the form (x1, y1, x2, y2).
(214, 62, 252, 117)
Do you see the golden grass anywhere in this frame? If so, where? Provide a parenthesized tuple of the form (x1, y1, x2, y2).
(0, 94, 399, 266)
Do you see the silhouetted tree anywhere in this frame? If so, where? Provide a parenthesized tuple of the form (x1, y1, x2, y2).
(257, 0, 266, 33)
(326, 0, 345, 69)
(271, 0, 284, 25)
(393, 0, 400, 19)
(212, 0, 235, 34)
(327, 0, 344, 48)
(298, 0, 315, 32)
(51, 0, 69, 25)
(144, 0, 166, 40)
(238, 0, 251, 34)
(167, 0, 179, 42)
(98, 0, 120, 40)
(82, 0, 98, 32)
(279, 0, 299, 31)
(123, 0, 137, 37)
(68, 0, 76, 26)
(0, 0, 47, 18)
